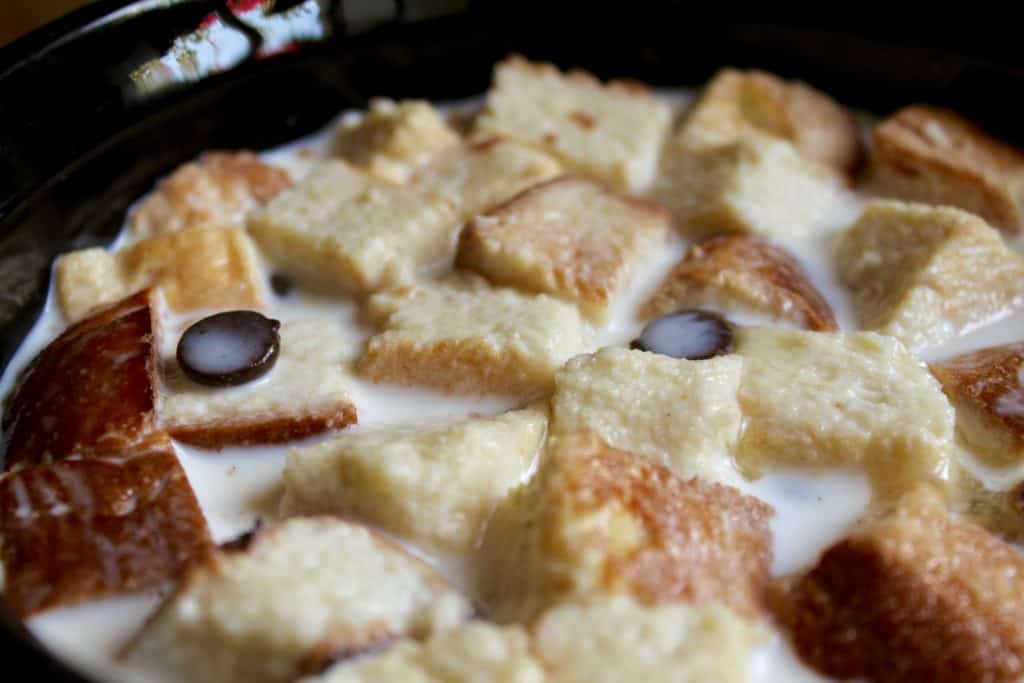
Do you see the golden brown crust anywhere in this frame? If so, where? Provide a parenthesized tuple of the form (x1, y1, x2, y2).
(0, 441, 213, 617)
(642, 234, 837, 330)
(931, 342, 1024, 466)
(168, 405, 358, 450)
(684, 68, 862, 176)
(2, 290, 159, 471)
(872, 106, 1024, 234)
(456, 176, 670, 313)
(551, 432, 774, 617)
(358, 338, 544, 395)
(774, 492, 1024, 683)
(130, 151, 293, 237)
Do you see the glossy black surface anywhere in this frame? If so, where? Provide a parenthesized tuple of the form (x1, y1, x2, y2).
(2, 2, 1024, 680)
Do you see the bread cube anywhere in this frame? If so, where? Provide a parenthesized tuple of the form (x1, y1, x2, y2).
(413, 136, 562, 221)
(457, 176, 670, 322)
(872, 105, 1024, 234)
(2, 291, 159, 471)
(125, 517, 473, 683)
(930, 342, 1024, 467)
(550, 347, 743, 484)
(479, 431, 773, 623)
(775, 489, 1024, 683)
(56, 226, 266, 322)
(282, 407, 545, 552)
(531, 597, 762, 683)
(298, 622, 542, 683)
(359, 277, 588, 395)
(0, 438, 212, 617)
(950, 465, 1024, 543)
(332, 98, 461, 183)
(682, 68, 861, 175)
(642, 234, 837, 330)
(159, 317, 358, 449)
(836, 200, 1024, 350)
(474, 55, 671, 192)
(735, 327, 955, 498)
(130, 151, 293, 238)
(248, 160, 458, 295)
(650, 136, 845, 239)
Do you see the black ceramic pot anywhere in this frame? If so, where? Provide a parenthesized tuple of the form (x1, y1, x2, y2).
(1, 2, 1023, 680)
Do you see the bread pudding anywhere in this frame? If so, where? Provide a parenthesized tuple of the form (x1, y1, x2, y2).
(5, 56, 1024, 683)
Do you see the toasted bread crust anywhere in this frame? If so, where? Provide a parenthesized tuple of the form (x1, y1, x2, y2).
(685, 68, 862, 175)
(456, 176, 670, 320)
(131, 151, 293, 237)
(931, 342, 1024, 466)
(2, 290, 159, 471)
(873, 106, 1024, 234)
(642, 234, 837, 330)
(168, 405, 358, 450)
(0, 440, 213, 617)
(775, 493, 1024, 683)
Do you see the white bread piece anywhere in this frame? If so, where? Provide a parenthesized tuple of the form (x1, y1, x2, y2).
(358, 276, 588, 395)
(550, 347, 743, 485)
(735, 327, 955, 498)
(247, 160, 458, 296)
(159, 317, 357, 448)
(332, 98, 461, 183)
(479, 431, 773, 624)
(124, 517, 472, 683)
(281, 407, 546, 552)
(872, 105, 1024, 234)
(836, 200, 1024, 350)
(55, 227, 265, 323)
(474, 55, 671, 192)
(531, 596, 762, 683)
(457, 176, 671, 322)
(411, 136, 562, 222)
(298, 622, 543, 683)
(130, 150, 293, 237)
(650, 135, 845, 239)
(682, 68, 861, 175)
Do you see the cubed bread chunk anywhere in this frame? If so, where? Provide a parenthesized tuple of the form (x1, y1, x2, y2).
(412, 136, 562, 222)
(456, 176, 670, 322)
(735, 327, 954, 498)
(950, 465, 1024, 543)
(332, 98, 461, 183)
(837, 200, 1024, 350)
(359, 277, 588, 394)
(56, 227, 266, 322)
(1, 437, 212, 617)
(479, 431, 773, 623)
(550, 347, 743, 484)
(682, 68, 861, 175)
(642, 234, 837, 330)
(872, 105, 1024, 234)
(248, 160, 458, 295)
(125, 517, 473, 683)
(298, 622, 543, 683)
(475, 55, 671, 192)
(531, 597, 762, 683)
(282, 408, 545, 552)
(651, 135, 845, 239)
(130, 151, 293, 238)
(775, 489, 1024, 683)
(931, 342, 1024, 467)
(159, 317, 357, 449)
(2, 291, 159, 471)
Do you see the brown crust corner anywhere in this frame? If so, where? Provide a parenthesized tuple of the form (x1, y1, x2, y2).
(166, 404, 358, 450)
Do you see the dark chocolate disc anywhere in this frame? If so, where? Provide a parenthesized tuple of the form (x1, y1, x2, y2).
(177, 311, 281, 387)
(631, 310, 734, 360)
(269, 273, 294, 297)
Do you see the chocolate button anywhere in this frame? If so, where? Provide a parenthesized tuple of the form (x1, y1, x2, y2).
(177, 311, 281, 387)
(631, 310, 734, 360)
